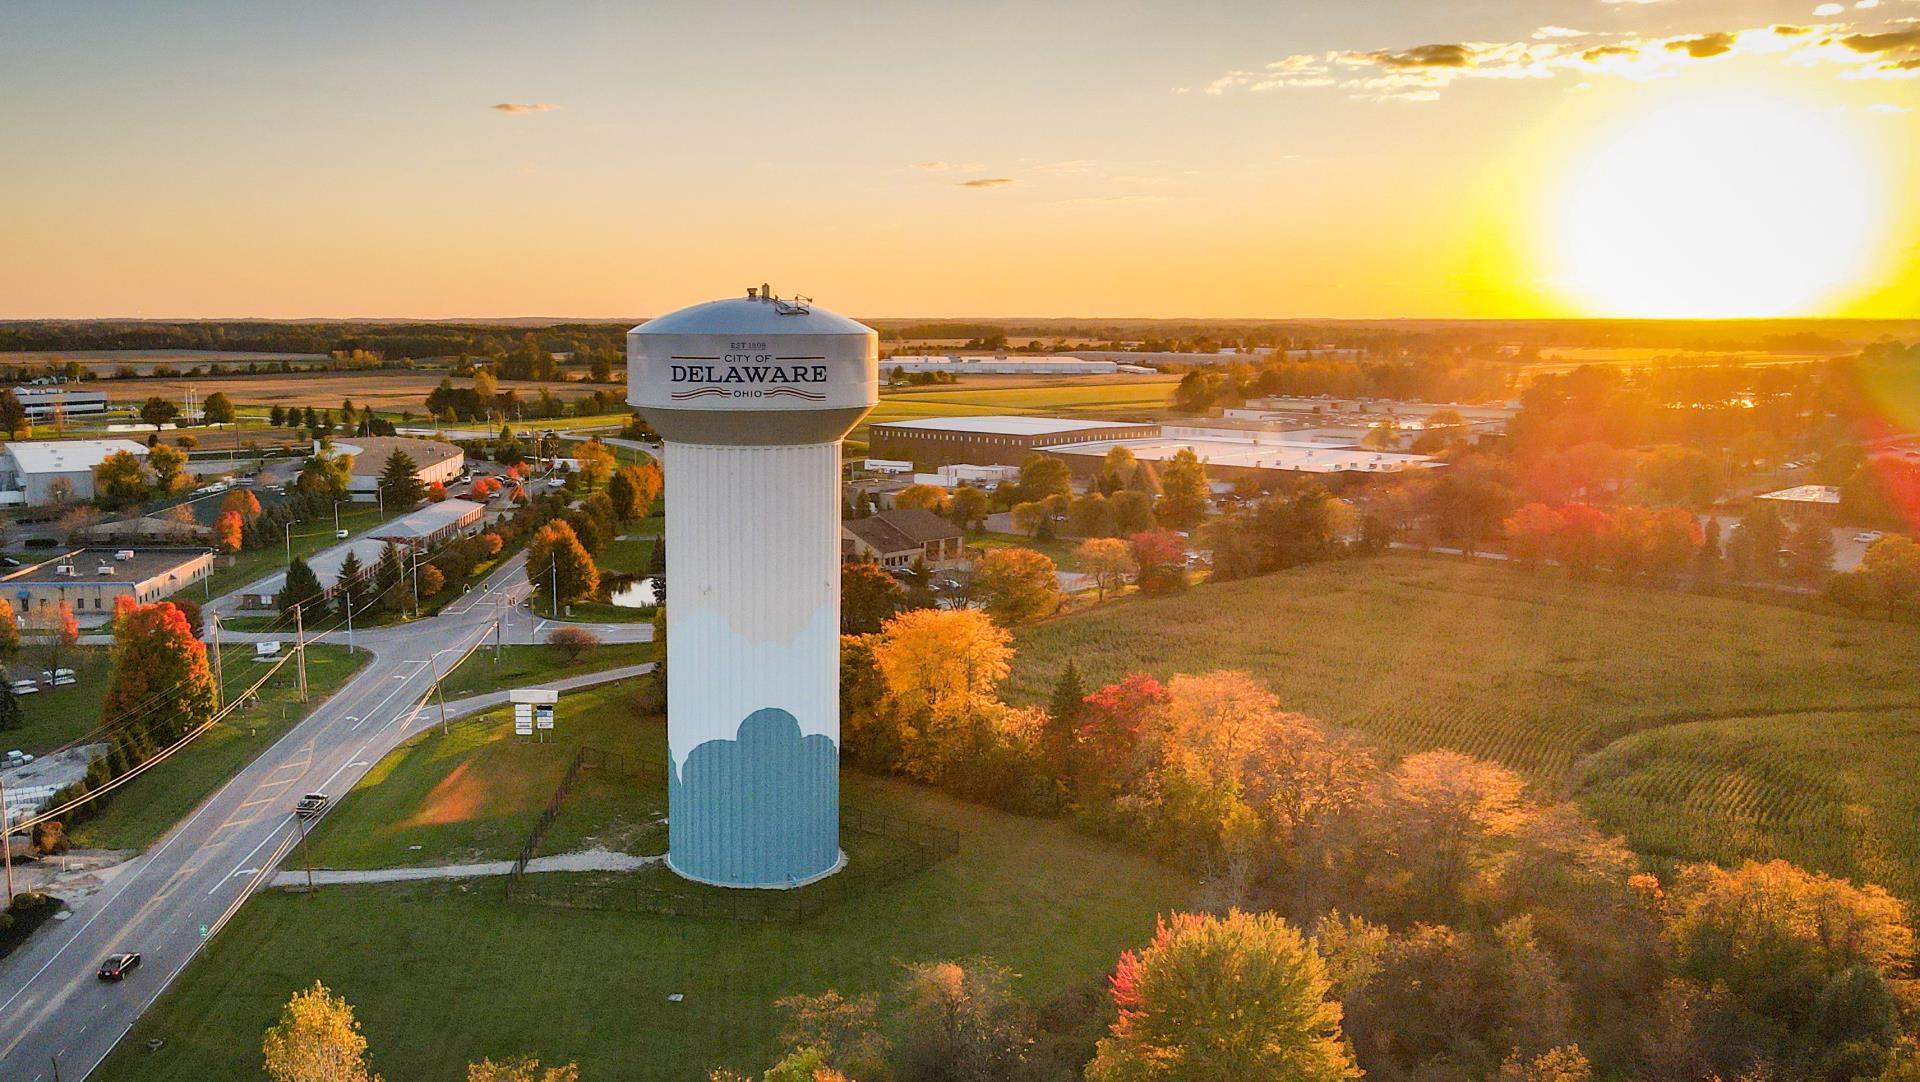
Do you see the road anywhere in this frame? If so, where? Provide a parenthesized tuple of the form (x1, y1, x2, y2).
(0, 551, 651, 1082)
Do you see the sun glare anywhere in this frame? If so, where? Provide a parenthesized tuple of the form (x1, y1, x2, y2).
(1549, 94, 1884, 319)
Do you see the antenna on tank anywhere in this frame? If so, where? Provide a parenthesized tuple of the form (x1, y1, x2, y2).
(747, 286, 758, 300)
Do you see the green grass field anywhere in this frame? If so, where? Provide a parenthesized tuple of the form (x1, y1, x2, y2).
(433, 641, 654, 707)
(8, 645, 113, 754)
(857, 375, 1179, 436)
(102, 672, 1192, 1082)
(972, 530, 1089, 573)
(303, 678, 661, 869)
(1006, 555, 1920, 789)
(1576, 709, 1920, 899)
(596, 534, 655, 576)
(68, 644, 366, 850)
(1007, 553, 1920, 900)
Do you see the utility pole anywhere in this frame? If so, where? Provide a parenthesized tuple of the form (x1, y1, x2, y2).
(294, 810, 315, 892)
(550, 558, 559, 619)
(429, 652, 448, 734)
(293, 603, 308, 702)
(208, 612, 224, 711)
(1, 774, 14, 904)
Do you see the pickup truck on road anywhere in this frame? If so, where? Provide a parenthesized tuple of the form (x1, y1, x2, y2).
(295, 793, 330, 819)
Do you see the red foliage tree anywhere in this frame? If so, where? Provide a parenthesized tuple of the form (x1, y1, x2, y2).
(214, 510, 244, 554)
(1076, 674, 1171, 797)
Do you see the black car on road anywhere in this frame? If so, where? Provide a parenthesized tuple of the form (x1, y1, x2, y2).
(96, 953, 141, 981)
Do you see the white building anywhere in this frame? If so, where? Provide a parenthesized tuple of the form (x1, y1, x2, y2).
(238, 498, 487, 608)
(324, 436, 464, 502)
(883, 355, 1138, 376)
(0, 439, 150, 505)
(9, 386, 111, 423)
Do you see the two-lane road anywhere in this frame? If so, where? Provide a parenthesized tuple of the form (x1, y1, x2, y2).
(0, 556, 576, 1081)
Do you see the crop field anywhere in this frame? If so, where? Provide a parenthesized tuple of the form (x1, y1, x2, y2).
(104, 675, 1193, 1081)
(132, 371, 620, 415)
(859, 375, 1179, 435)
(1006, 556, 1920, 789)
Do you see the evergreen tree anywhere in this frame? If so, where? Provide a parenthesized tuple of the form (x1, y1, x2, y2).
(278, 557, 325, 614)
(1043, 660, 1087, 783)
(375, 542, 407, 612)
(335, 550, 368, 622)
(379, 449, 426, 507)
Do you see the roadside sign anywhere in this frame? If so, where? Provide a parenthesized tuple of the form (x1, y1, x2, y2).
(514, 703, 533, 737)
(198, 924, 209, 939)
(535, 704, 554, 731)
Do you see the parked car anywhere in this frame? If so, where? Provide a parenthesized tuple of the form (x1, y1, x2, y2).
(1855, 531, 1884, 544)
(97, 953, 141, 981)
(335, 529, 350, 539)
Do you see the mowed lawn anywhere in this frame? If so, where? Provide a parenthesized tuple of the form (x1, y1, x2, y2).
(102, 686, 1193, 1081)
(303, 677, 663, 868)
(433, 640, 655, 703)
(6, 644, 114, 754)
(1006, 555, 1920, 789)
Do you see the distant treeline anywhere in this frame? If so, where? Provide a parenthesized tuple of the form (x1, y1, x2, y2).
(6, 318, 1917, 363)
(0, 321, 632, 361)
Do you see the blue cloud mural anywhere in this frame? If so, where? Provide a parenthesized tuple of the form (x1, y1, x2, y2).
(668, 708, 840, 887)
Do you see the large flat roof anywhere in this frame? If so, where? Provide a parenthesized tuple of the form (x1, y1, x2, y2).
(330, 436, 462, 477)
(1757, 485, 1841, 505)
(873, 416, 1151, 437)
(5, 547, 211, 586)
(1051, 437, 1440, 475)
(1, 439, 148, 474)
(248, 499, 484, 596)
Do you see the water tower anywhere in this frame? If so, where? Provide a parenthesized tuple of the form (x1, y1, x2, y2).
(627, 288, 877, 888)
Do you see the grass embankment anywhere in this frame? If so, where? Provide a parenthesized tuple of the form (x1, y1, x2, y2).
(971, 530, 1088, 573)
(303, 677, 660, 869)
(1007, 553, 1920, 898)
(107, 673, 1191, 1081)
(434, 641, 654, 703)
(65, 644, 365, 850)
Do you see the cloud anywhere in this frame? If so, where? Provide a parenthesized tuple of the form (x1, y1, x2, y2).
(1868, 100, 1914, 109)
(958, 177, 1017, 189)
(912, 160, 983, 172)
(492, 102, 561, 114)
(1667, 32, 1739, 57)
(1837, 26, 1920, 49)
(1364, 43, 1475, 68)
(1192, 17, 1920, 101)
(1815, 3, 1846, 14)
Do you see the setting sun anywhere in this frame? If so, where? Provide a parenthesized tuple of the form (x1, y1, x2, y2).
(1548, 94, 1886, 319)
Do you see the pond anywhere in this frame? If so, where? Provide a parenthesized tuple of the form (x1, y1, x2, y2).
(606, 576, 660, 609)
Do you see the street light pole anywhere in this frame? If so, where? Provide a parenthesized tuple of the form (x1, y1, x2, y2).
(1, 774, 15, 904)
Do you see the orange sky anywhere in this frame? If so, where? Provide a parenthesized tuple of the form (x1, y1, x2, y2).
(1, 3, 1914, 320)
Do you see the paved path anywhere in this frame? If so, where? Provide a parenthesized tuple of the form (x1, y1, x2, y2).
(267, 847, 657, 888)
(0, 547, 653, 1082)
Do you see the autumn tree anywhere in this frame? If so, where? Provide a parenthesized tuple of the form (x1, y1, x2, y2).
(574, 439, 615, 490)
(774, 990, 890, 1080)
(296, 451, 354, 501)
(262, 980, 381, 1082)
(1010, 500, 1048, 538)
(870, 608, 1013, 780)
(895, 483, 952, 515)
(546, 626, 601, 664)
(467, 1058, 578, 1082)
(1075, 538, 1136, 600)
(0, 599, 19, 732)
(1129, 528, 1188, 595)
(1155, 447, 1209, 530)
(221, 486, 263, 521)
(1097, 444, 1139, 494)
(29, 600, 79, 678)
(948, 484, 990, 531)
(1017, 454, 1073, 504)
(93, 449, 151, 508)
(842, 560, 909, 634)
(1110, 489, 1155, 536)
(607, 462, 662, 522)
(103, 601, 217, 754)
(202, 390, 237, 425)
(527, 520, 599, 612)
(972, 547, 1060, 623)
(215, 510, 244, 553)
(0, 390, 25, 438)
(893, 959, 1035, 1082)
(140, 395, 179, 429)
(1088, 910, 1357, 1082)
(1067, 492, 1114, 538)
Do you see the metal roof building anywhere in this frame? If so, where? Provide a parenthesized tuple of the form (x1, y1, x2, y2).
(0, 439, 150, 506)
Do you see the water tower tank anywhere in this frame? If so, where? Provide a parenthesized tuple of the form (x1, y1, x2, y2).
(627, 290, 877, 888)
